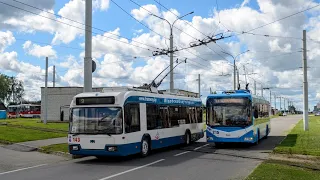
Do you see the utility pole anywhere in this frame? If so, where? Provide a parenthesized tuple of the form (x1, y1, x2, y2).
(222, 50, 249, 90)
(274, 94, 277, 111)
(254, 80, 256, 95)
(303, 30, 309, 131)
(44, 57, 48, 124)
(284, 98, 286, 112)
(151, 12, 194, 93)
(279, 97, 282, 111)
(237, 67, 240, 89)
(53, 65, 55, 87)
(198, 74, 201, 98)
(84, 0, 92, 92)
(269, 90, 272, 115)
(261, 85, 263, 97)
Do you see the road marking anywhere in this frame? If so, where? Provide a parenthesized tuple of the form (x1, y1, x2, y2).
(174, 151, 190, 156)
(98, 159, 165, 180)
(174, 144, 209, 157)
(194, 143, 209, 151)
(0, 164, 47, 175)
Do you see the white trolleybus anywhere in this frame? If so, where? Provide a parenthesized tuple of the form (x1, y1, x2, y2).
(206, 88, 271, 146)
(68, 87, 204, 157)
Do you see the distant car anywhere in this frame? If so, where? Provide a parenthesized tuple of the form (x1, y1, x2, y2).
(283, 112, 287, 116)
(315, 112, 320, 116)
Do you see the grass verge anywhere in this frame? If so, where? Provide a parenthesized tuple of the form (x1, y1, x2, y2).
(254, 118, 270, 126)
(41, 143, 69, 153)
(273, 116, 320, 156)
(246, 162, 320, 180)
(2, 118, 68, 132)
(0, 126, 66, 143)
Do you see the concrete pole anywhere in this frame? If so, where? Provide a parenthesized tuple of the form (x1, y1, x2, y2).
(254, 80, 256, 95)
(279, 97, 282, 111)
(303, 30, 309, 131)
(269, 90, 272, 115)
(237, 67, 240, 89)
(261, 85, 263, 97)
(274, 94, 277, 111)
(233, 59, 236, 90)
(198, 74, 200, 98)
(44, 57, 48, 124)
(84, 0, 92, 92)
(170, 31, 174, 92)
(53, 65, 55, 87)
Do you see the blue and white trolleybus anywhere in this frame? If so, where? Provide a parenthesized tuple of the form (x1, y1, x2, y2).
(206, 89, 270, 146)
(68, 87, 204, 157)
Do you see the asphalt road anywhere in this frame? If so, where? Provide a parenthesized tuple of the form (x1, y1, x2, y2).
(0, 115, 302, 180)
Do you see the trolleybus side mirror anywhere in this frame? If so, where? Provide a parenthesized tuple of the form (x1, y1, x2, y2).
(253, 110, 258, 119)
(60, 111, 64, 121)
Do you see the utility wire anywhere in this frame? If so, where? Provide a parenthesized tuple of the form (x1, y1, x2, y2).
(245, 4, 320, 33)
(110, 0, 169, 40)
(0, 1, 155, 52)
(152, 0, 208, 39)
(15, 38, 84, 51)
(11, 0, 162, 50)
(240, 32, 302, 40)
(130, 0, 229, 57)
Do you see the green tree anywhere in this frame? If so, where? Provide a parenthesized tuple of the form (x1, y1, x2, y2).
(0, 74, 24, 104)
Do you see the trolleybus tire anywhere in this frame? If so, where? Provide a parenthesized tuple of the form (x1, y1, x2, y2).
(140, 136, 150, 157)
(184, 131, 191, 145)
(255, 130, 260, 145)
(264, 126, 269, 139)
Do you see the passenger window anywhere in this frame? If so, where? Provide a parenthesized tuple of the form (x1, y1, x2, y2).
(147, 104, 159, 130)
(124, 104, 140, 133)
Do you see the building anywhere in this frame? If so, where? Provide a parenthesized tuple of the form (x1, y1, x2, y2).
(159, 89, 199, 98)
(41, 87, 104, 122)
(41, 87, 200, 122)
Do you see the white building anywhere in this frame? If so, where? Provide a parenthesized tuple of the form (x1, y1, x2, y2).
(40, 87, 199, 122)
(40, 87, 103, 122)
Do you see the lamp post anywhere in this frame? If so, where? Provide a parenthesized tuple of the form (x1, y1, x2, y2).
(222, 50, 250, 90)
(151, 11, 194, 93)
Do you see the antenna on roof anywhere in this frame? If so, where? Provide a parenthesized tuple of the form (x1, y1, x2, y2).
(246, 83, 249, 90)
(137, 58, 187, 93)
(155, 58, 187, 88)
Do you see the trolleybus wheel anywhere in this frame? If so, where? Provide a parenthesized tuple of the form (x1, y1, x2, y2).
(255, 130, 260, 145)
(141, 137, 150, 157)
(185, 131, 191, 145)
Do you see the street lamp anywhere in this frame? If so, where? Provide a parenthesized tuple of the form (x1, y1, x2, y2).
(151, 11, 194, 93)
(222, 50, 250, 90)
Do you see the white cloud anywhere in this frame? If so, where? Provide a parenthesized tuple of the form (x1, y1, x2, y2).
(23, 41, 57, 58)
(0, 30, 15, 52)
(241, 0, 250, 7)
(93, 0, 110, 11)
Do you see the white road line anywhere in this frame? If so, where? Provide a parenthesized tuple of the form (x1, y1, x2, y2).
(0, 164, 47, 175)
(194, 144, 209, 151)
(98, 159, 165, 180)
(174, 151, 190, 157)
(174, 144, 210, 157)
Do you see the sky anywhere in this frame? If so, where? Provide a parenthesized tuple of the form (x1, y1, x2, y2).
(1, 0, 320, 111)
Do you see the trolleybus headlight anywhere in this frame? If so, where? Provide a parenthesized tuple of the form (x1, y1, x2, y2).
(244, 137, 253, 141)
(71, 145, 79, 151)
(107, 146, 117, 152)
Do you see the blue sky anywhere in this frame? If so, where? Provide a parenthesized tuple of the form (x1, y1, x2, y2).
(1, 0, 320, 110)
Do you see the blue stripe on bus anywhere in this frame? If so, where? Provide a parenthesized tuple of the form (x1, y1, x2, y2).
(69, 142, 141, 156)
(206, 129, 256, 143)
(210, 126, 249, 132)
(69, 132, 204, 156)
(124, 96, 202, 106)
